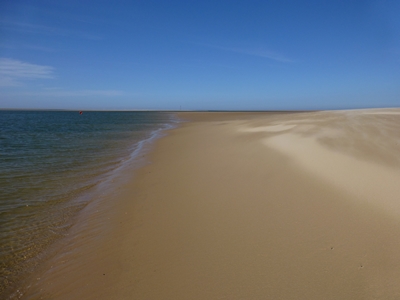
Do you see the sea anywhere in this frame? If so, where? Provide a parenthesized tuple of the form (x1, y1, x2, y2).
(0, 110, 178, 299)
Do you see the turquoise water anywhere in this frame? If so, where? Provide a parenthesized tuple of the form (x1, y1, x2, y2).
(0, 111, 177, 298)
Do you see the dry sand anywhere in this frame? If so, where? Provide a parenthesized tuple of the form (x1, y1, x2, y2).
(23, 109, 400, 299)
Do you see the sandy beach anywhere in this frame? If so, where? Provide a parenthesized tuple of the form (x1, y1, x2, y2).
(23, 109, 400, 299)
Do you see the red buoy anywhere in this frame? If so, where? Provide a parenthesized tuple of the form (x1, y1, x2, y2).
(79, 111, 83, 115)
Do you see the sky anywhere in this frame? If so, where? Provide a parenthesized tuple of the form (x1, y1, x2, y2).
(0, 0, 399, 110)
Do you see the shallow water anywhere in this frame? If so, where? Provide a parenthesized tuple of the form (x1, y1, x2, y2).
(0, 111, 177, 298)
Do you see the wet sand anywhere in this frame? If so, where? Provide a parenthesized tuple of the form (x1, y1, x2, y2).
(23, 109, 400, 299)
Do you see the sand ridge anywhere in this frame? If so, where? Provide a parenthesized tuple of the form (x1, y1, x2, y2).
(234, 109, 400, 217)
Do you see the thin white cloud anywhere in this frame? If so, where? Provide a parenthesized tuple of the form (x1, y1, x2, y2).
(0, 43, 54, 52)
(0, 20, 102, 40)
(0, 58, 54, 87)
(42, 90, 124, 97)
(13, 89, 124, 97)
(1, 21, 60, 35)
(228, 47, 294, 63)
(24, 45, 55, 52)
(200, 43, 294, 63)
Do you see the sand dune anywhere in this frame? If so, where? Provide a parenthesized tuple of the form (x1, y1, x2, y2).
(236, 109, 400, 216)
(23, 109, 400, 300)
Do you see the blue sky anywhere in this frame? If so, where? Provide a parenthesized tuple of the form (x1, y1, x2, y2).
(0, 0, 399, 110)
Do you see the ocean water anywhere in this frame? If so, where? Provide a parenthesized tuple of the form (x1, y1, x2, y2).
(0, 111, 177, 298)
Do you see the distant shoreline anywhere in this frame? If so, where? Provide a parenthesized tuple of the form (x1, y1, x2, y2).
(1, 106, 399, 112)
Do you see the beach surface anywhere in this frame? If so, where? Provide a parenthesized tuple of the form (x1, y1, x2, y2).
(24, 109, 400, 299)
